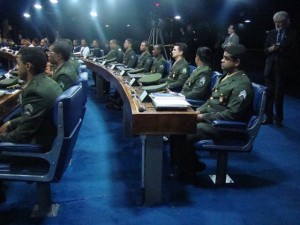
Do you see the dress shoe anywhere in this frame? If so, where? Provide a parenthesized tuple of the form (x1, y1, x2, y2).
(262, 118, 273, 125)
(169, 162, 206, 181)
(275, 119, 283, 128)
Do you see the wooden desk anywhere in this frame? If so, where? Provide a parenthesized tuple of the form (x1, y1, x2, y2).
(84, 59, 198, 205)
(0, 90, 21, 123)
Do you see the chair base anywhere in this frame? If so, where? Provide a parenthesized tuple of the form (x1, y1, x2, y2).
(209, 174, 234, 184)
(31, 203, 60, 217)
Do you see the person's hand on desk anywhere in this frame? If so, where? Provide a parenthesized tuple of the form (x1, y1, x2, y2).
(197, 112, 203, 122)
(0, 121, 11, 134)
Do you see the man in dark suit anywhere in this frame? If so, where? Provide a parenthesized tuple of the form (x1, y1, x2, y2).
(263, 11, 298, 127)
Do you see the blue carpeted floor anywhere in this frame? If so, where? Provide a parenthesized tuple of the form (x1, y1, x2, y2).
(1, 74, 300, 225)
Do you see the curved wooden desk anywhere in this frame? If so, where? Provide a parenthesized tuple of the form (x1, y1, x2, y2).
(84, 59, 197, 205)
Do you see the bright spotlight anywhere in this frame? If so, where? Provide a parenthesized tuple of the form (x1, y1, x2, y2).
(126, 24, 130, 27)
(34, 3, 42, 9)
(244, 19, 251, 23)
(50, 0, 58, 4)
(174, 15, 181, 20)
(105, 25, 109, 28)
(23, 13, 31, 18)
(90, 11, 97, 17)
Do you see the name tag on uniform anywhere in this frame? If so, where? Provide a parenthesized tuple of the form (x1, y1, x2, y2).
(120, 70, 126, 76)
(110, 64, 116, 70)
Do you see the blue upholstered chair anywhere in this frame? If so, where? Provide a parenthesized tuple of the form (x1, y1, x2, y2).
(194, 83, 267, 184)
(0, 85, 85, 216)
(186, 71, 222, 108)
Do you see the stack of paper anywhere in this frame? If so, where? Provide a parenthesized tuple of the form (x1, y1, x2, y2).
(149, 92, 190, 110)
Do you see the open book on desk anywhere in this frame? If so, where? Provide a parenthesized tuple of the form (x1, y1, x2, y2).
(149, 92, 191, 110)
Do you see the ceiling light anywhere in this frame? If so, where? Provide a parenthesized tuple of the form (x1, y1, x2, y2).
(34, 3, 42, 9)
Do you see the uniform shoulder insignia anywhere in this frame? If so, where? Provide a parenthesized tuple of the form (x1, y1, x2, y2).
(24, 104, 33, 116)
(239, 90, 247, 101)
(131, 55, 135, 59)
(146, 59, 150, 63)
(182, 68, 187, 74)
(199, 77, 206, 86)
(159, 65, 164, 69)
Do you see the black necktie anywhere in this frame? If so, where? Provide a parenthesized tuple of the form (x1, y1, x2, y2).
(277, 30, 283, 43)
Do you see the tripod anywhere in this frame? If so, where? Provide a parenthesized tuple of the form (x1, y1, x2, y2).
(148, 26, 169, 60)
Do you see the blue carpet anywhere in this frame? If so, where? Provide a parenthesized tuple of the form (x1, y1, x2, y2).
(1, 74, 300, 225)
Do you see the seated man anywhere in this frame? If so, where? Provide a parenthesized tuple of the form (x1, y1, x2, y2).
(0, 47, 63, 146)
(123, 38, 136, 68)
(170, 44, 254, 179)
(101, 39, 123, 63)
(0, 48, 63, 202)
(160, 42, 189, 92)
(48, 40, 78, 91)
(180, 47, 212, 100)
(135, 41, 153, 72)
(151, 44, 167, 77)
(79, 39, 90, 58)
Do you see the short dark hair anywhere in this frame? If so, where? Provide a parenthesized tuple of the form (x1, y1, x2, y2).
(18, 47, 48, 75)
(175, 42, 188, 58)
(51, 40, 72, 61)
(196, 47, 212, 66)
(125, 38, 133, 45)
(155, 44, 164, 53)
(142, 41, 150, 48)
(224, 44, 248, 70)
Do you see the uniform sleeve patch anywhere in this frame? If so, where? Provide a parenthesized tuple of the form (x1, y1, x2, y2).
(239, 90, 247, 101)
(159, 65, 164, 69)
(199, 77, 206, 86)
(24, 104, 33, 116)
(182, 68, 187, 74)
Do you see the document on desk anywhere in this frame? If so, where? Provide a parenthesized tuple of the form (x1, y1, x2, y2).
(150, 93, 190, 110)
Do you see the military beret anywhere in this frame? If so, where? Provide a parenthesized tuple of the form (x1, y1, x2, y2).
(139, 73, 162, 85)
(141, 82, 168, 93)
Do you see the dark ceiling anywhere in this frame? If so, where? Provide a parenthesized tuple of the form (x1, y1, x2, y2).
(0, 0, 299, 49)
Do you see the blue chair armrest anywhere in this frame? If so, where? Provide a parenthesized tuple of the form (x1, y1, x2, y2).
(186, 99, 206, 108)
(0, 142, 43, 153)
(212, 120, 248, 131)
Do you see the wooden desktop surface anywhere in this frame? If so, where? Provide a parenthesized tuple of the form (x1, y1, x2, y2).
(84, 59, 198, 136)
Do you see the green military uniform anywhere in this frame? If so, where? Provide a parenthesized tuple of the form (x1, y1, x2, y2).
(150, 55, 166, 77)
(69, 53, 81, 72)
(162, 58, 189, 91)
(0, 73, 63, 151)
(136, 51, 153, 72)
(53, 60, 78, 91)
(170, 71, 254, 170)
(122, 48, 136, 68)
(191, 70, 254, 142)
(181, 65, 212, 100)
(104, 45, 124, 63)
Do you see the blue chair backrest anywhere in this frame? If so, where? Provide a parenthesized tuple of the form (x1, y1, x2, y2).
(165, 60, 172, 75)
(247, 82, 267, 136)
(52, 85, 84, 182)
(211, 71, 222, 90)
(189, 65, 196, 75)
(76, 72, 88, 105)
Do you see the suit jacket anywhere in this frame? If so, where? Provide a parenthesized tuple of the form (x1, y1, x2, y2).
(264, 28, 298, 77)
(221, 33, 239, 49)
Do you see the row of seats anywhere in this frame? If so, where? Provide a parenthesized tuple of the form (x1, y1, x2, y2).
(0, 72, 87, 216)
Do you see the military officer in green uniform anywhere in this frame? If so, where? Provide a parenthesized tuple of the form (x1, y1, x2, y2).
(0, 47, 63, 149)
(181, 47, 212, 100)
(160, 42, 189, 92)
(122, 38, 136, 68)
(135, 41, 153, 72)
(101, 39, 123, 63)
(48, 40, 78, 91)
(170, 44, 254, 179)
(151, 44, 167, 77)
